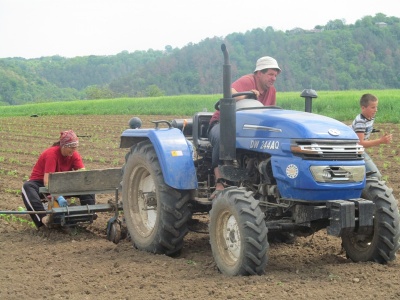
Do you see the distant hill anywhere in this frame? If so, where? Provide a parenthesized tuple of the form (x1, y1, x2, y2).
(1, 13, 399, 106)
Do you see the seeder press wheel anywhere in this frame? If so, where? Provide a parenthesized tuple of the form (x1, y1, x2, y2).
(107, 217, 122, 244)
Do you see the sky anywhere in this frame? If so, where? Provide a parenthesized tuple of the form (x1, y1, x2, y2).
(0, 0, 399, 59)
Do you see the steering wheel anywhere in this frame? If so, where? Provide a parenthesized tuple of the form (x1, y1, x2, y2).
(214, 91, 257, 111)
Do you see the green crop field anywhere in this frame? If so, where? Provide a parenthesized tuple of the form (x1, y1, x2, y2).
(0, 90, 399, 123)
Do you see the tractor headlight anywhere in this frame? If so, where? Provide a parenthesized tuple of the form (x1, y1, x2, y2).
(310, 166, 365, 183)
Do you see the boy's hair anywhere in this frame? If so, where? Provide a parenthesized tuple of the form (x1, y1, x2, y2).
(360, 93, 378, 107)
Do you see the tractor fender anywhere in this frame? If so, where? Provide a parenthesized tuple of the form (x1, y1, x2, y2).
(120, 128, 197, 190)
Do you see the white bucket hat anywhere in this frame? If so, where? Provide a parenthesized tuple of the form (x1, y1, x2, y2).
(254, 56, 281, 73)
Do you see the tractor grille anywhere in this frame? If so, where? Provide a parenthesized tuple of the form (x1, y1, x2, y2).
(291, 140, 364, 160)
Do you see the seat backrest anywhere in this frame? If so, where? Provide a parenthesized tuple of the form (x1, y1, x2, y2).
(192, 112, 213, 149)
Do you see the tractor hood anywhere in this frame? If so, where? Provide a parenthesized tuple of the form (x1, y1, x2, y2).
(236, 108, 357, 140)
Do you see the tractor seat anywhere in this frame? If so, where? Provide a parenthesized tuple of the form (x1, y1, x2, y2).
(192, 112, 213, 150)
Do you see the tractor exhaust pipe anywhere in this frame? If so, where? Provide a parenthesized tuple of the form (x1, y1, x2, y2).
(219, 44, 236, 163)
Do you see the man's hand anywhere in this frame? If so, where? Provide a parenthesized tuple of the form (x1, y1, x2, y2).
(250, 89, 260, 98)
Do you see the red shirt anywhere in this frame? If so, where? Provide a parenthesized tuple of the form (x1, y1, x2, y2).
(210, 74, 277, 124)
(29, 146, 85, 181)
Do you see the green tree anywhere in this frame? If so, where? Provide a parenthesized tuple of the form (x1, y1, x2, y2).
(145, 85, 164, 97)
(84, 85, 114, 99)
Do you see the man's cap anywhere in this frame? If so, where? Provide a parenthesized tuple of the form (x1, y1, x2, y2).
(254, 56, 281, 73)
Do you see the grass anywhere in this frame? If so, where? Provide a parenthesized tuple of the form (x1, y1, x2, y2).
(0, 90, 399, 123)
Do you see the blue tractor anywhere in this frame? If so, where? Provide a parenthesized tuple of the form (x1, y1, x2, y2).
(119, 44, 400, 276)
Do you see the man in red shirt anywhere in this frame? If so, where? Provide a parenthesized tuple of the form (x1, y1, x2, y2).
(208, 56, 281, 199)
(21, 130, 95, 228)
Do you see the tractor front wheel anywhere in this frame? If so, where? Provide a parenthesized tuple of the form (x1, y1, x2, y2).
(341, 178, 400, 263)
(209, 187, 269, 276)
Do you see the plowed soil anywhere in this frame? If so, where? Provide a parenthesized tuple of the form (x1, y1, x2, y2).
(1, 115, 399, 300)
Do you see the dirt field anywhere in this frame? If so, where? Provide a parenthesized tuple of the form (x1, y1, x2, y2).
(1, 115, 399, 300)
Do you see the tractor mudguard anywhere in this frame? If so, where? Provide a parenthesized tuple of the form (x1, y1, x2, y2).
(120, 128, 197, 190)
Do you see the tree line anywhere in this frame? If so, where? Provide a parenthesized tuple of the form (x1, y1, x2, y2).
(0, 13, 399, 106)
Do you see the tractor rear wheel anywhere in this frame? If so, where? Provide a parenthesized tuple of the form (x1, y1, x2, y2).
(122, 140, 191, 256)
(341, 178, 400, 263)
(209, 187, 269, 276)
